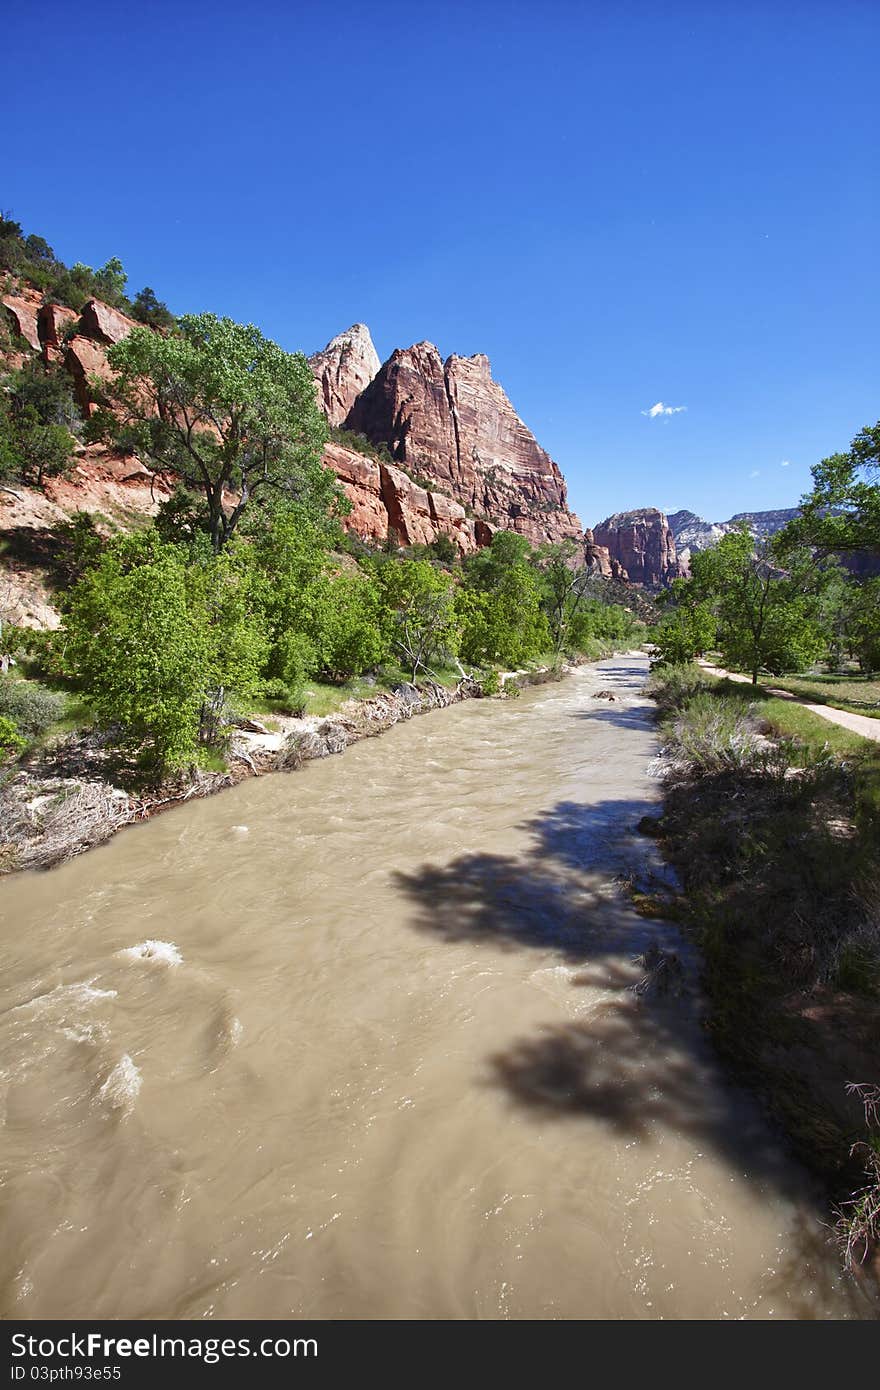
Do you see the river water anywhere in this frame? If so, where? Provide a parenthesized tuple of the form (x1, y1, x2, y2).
(0, 657, 871, 1319)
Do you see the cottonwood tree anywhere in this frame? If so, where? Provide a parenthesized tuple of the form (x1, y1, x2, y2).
(373, 557, 459, 682)
(533, 540, 582, 655)
(459, 531, 549, 666)
(62, 532, 268, 770)
(686, 526, 828, 683)
(90, 314, 336, 552)
(782, 419, 880, 558)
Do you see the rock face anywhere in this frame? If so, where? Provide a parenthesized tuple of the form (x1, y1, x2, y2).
(65, 335, 115, 415)
(1, 288, 42, 352)
(8, 288, 601, 567)
(78, 298, 139, 346)
(324, 440, 486, 554)
(37, 302, 79, 359)
(309, 324, 381, 427)
(667, 509, 728, 561)
(345, 340, 582, 546)
(583, 529, 627, 579)
(592, 508, 681, 587)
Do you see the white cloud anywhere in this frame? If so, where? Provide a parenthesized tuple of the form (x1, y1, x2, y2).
(749, 469, 761, 478)
(780, 459, 791, 467)
(641, 401, 687, 418)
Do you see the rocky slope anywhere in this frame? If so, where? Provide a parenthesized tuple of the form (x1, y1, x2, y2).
(3, 285, 601, 566)
(591, 508, 682, 587)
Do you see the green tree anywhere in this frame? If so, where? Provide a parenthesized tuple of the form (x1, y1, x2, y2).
(687, 526, 828, 683)
(92, 257, 128, 306)
(299, 572, 387, 682)
(62, 533, 268, 771)
(531, 540, 633, 656)
(650, 598, 717, 666)
(0, 392, 74, 490)
(840, 577, 880, 672)
(373, 556, 459, 681)
(131, 286, 175, 331)
(89, 314, 334, 552)
(782, 420, 880, 558)
(459, 531, 549, 666)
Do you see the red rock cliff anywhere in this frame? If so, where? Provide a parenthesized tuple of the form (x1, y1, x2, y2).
(591, 508, 681, 587)
(344, 339, 583, 547)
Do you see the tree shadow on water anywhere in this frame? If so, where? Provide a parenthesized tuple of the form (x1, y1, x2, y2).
(488, 990, 793, 1189)
(574, 702, 653, 732)
(392, 795, 803, 1195)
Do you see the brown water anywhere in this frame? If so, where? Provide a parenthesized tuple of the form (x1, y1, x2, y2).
(0, 657, 871, 1320)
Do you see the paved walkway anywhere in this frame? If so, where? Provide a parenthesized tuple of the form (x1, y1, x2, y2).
(697, 661, 880, 744)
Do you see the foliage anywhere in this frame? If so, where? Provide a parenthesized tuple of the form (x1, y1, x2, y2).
(130, 286, 175, 331)
(0, 713, 26, 762)
(328, 426, 395, 465)
(299, 572, 387, 682)
(61, 533, 267, 771)
(781, 419, 880, 558)
(459, 532, 549, 666)
(649, 598, 717, 666)
(0, 211, 134, 311)
(643, 662, 711, 713)
(532, 540, 587, 653)
(372, 556, 459, 681)
(663, 690, 767, 774)
(88, 314, 335, 551)
(0, 677, 66, 736)
(665, 526, 829, 681)
(840, 578, 880, 673)
(650, 664, 880, 1208)
(0, 362, 77, 488)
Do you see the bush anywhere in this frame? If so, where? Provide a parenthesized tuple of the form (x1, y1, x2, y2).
(643, 662, 710, 713)
(665, 691, 765, 773)
(0, 677, 66, 736)
(0, 714, 26, 761)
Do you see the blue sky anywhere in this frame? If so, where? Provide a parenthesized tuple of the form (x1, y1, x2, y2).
(3, 1, 878, 526)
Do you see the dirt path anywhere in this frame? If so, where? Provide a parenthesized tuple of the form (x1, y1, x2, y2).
(698, 661, 880, 743)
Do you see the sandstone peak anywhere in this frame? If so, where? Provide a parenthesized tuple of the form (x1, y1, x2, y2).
(309, 323, 381, 426)
(346, 340, 583, 546)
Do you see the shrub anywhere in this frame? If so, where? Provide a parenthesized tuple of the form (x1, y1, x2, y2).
(0, 714, 26, 761)
(664, 691, 765, 774)
(0, 677, 66, 736)
(643, 662, 710, 713)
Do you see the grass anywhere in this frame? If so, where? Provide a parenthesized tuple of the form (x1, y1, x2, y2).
(760, 671, 880, 719)
(646, 663, 880, 1221)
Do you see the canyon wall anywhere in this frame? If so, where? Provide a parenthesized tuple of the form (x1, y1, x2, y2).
(592, 508, 682, 586)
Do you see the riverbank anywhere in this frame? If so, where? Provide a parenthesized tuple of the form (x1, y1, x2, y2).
(643, 663, 880, 1279)
(0, 653, 621, 876)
